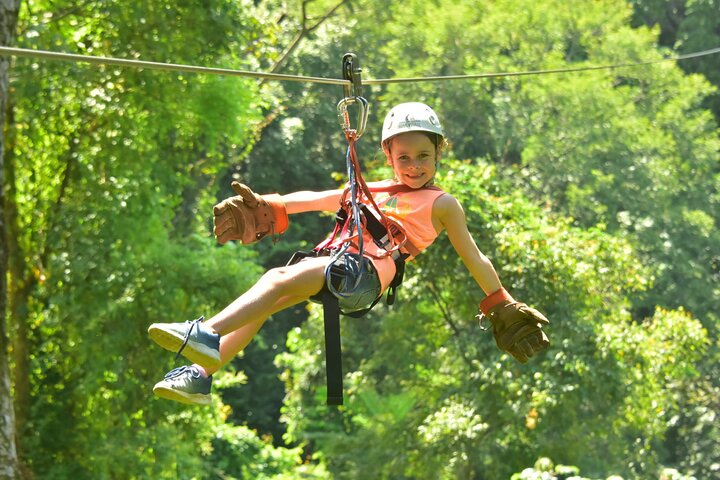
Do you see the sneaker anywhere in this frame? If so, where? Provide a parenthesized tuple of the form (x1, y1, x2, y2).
(148, 317, 221, 369)
(153, 365, 212, 406)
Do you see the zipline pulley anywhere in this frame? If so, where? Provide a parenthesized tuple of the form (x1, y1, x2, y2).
(337, 53, 368, 138)
(342, 52, 363, 98)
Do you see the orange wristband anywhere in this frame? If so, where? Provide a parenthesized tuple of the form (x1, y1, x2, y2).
(261, 194, 289, 235)
(479, 287, 514, 315)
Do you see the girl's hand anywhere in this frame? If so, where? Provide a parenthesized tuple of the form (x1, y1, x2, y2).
(213, 181, 288, 244)
(479, 288, 550, 363)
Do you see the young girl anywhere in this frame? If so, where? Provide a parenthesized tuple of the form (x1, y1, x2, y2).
(148, 102, 549, 405)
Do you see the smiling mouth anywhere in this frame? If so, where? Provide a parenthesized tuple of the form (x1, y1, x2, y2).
(405, 173, 424, 179)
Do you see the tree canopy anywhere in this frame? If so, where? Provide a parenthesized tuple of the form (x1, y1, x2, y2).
(1, 0, 718, 478)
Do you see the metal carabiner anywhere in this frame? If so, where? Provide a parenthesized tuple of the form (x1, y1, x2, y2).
(476, 312, 490, 331)
(337, 53, 368, 137)
(337, 96, 369, 138)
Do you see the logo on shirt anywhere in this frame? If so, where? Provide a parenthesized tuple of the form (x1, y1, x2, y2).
(379, 194, 411, 218)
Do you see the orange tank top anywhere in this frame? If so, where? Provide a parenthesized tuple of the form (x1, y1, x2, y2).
(344, 180, 447, 291)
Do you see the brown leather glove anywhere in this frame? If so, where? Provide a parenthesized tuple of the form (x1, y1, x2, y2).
(479, 288, 550, 363)
(212, 181, 289, 245)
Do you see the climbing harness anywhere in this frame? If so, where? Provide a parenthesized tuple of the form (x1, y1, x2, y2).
(287, 54, 442, 405)
(286, 53, 374, 405)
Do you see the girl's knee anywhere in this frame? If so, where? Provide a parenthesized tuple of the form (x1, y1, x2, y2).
(260, 260, 326, 296)
(261, 266, 291, 288)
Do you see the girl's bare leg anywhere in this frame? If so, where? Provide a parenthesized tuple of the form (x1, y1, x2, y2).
(203, 293, 306, 376)
(202, 255, 330, 362)
(205, 256, 328, 335)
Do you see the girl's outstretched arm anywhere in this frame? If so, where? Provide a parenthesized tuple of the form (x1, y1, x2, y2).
(435, 194, 502, 295)
(283, 189, 344, 214)
(435, 193, 550, 363)
(212, 183, 342, 244)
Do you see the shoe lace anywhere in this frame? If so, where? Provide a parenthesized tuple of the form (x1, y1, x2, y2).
(174, 316, 205, 362)
(164, 365, 200, 380)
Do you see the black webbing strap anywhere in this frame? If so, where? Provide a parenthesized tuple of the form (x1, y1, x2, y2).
(291, 252, 345, 406)
(316, 289, 344, 405)
(360, 204, 391, 249)
(288, 252, 343, 405)
(385, 258, 405, 305)
(287, 199, 414, 405)
(309, 254, 406, 405)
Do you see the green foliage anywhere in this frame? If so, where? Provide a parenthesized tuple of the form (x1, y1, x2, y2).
(515, 44, 719, 325)
(630, 0, 720, 117)
(210, 423, 329, 479)
(345, 0, 720, 329)
(8, 0, 312, 478)
(512, 457, 699, 480)
(5, 0, 719, 478)
(273, 3, 718, 475)
(221, 5, 362, 440)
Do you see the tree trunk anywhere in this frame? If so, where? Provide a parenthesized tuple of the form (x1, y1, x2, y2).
(0, 0, 23, 478)
(3, 99, 32, 443)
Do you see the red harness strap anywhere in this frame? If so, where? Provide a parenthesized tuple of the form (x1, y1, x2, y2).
(317, 133, 442, 258)
(305, 129, 442, 406)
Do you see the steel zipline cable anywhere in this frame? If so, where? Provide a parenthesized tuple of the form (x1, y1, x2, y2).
(0, 46, 350, 86)
(1, 45, 720, 86)
(364, 46, 720, 84)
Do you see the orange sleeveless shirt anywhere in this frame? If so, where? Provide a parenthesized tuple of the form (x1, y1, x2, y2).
(345, 180, 448, 291)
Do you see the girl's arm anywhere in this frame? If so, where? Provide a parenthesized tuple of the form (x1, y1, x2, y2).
(436, 194, 550, 364)
(435, 194, 503, 295)
(282, 189, 344, 214)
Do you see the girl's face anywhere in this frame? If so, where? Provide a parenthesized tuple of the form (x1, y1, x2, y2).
(386, 132, 440, 189)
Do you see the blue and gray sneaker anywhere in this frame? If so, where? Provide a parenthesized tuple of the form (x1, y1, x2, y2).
(153, 365, 212, 406)
(147, 317, 221, 369)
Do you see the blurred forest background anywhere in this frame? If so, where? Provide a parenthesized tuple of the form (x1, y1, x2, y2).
(1, 0, 719, 479)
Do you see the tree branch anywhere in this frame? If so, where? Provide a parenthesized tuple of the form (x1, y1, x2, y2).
(37, 114, 103, 273)
(306, 0, 349, 33)
(426, 280, 475, 369)
(37, 141, 75, 271)
(266, 0, 350, 76)
(16, 0, 98, 37)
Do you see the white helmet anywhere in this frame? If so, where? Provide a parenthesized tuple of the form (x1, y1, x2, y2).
(381, 102, 444, 145)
